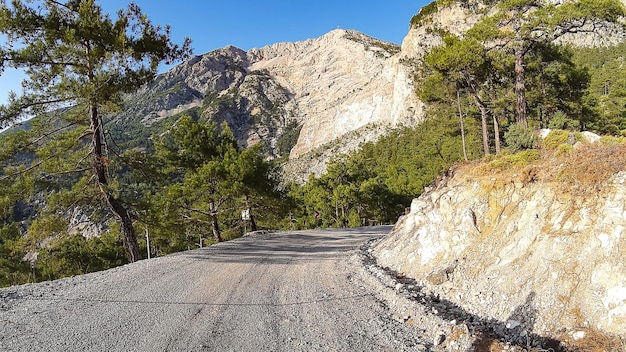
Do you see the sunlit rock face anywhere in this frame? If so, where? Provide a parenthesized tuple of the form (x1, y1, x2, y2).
(374, 159, 626, 339)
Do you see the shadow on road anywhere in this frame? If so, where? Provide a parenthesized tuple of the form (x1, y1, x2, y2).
(185, 227, 393, 265)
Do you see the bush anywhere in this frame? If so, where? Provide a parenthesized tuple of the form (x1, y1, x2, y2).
(548, 111, 580, 131)
(543, 130, 571, 149)
(599, 135, 626, 145)
(485, 150, 541, 171)
(504, 124, 537, 152)
(555, 143, 573, 157)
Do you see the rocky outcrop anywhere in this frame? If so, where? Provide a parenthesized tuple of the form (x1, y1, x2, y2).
(248, 30, 422, 159)
(373, 143, 626, 343)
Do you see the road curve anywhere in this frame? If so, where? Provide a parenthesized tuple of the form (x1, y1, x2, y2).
(0, 227, 426, 351)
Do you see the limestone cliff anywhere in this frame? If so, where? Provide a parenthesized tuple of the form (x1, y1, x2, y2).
(373, 138, 626, 347)
(248, 30, 422, 159)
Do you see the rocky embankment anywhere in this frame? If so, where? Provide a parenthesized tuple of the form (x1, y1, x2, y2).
(372, 137, 626, 350)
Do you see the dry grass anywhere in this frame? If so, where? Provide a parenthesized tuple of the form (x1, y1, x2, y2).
(556, 143, 626, 189)
(460, 137, 626, 193)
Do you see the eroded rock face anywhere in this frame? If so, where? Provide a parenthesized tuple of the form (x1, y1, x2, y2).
(373, 166, 626, 339)
(248, 29, 422, 158)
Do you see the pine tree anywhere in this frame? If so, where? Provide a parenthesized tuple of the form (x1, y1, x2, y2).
(0, 0, 191, 262)
(469, 0, 625, 128)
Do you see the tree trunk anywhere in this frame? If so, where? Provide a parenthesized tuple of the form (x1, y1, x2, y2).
(467, 81, 490, 156)
(493, 115, 501, 154)
(515, 46, 528, 128)
(209, 199, 222, 243)
(341, 203, 346, 227)
(456, 90, 468, 161)
(89, 103, 141, 263)
(244, 194, 257, 232)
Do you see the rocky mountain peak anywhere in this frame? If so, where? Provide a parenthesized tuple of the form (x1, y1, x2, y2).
(116, 27, 422, 179)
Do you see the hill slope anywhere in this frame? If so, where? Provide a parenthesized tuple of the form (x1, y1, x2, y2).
(373, 137, 626, 348)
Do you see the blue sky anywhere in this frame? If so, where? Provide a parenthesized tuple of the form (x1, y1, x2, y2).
(0, 0, 431, 106)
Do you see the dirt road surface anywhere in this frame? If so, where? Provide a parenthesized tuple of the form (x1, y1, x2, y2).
(0, 227, 430, 351)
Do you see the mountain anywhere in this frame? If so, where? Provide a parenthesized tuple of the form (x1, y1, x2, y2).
(109, 0, 626, 183)
(112, 29, 423, 181)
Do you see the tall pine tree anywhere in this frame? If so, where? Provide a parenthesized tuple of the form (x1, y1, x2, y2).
(0, 0, 191, 262)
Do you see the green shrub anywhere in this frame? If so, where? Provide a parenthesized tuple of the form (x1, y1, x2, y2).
(555, 143, 573, 157)
(600, 136, 626, 145)
(548, 111, 580, 131)
(543, 130, 571, 149)
(504, 124, 537, 152)
(487, 150, 541, 170)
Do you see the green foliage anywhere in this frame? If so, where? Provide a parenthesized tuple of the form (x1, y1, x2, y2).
(548, 111, 581, 131)
(288, 115, 482, 228)
(0, 0, 192, 263)
(599, 135, 626, 145)
(483, 150, 541, 171)
(276, 121, 302, 157)
(555, 143, 573, 157)
(411, 1, 439, 28)
(572, 42, 626, 134)
(36, 232, 126, 282)
(148, 115, 281, 247)
(525, 44, 591, 129)
(464, 0, 624, 128)
(543, 130, 572, 149)
(504, 124, 537, 152)
(0, 222, 32, 287)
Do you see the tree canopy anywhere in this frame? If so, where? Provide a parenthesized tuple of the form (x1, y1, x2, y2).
(0, 0, 191, 262)
(468, 0, 625, 127)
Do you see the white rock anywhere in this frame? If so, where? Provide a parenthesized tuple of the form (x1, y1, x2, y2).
(505, 320, 521, 329)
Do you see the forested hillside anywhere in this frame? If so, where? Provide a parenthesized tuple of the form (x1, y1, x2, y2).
(1, 0, 625, 286)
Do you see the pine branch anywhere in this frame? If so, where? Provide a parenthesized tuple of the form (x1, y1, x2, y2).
(0, 161, 42, 181)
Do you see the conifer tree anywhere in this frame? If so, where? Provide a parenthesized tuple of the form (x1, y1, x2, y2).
(0, 0, 191, 262)
(469, 0, 625, 128)
(154, 116, 276, 243)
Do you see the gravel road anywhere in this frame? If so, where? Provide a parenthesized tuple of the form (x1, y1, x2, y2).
(0, 227, 432, 351)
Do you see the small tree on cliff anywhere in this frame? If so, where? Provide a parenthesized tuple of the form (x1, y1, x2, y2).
(0, 0, 191, 262)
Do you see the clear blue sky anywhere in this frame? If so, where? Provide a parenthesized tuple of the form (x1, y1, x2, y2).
(0, 0, 431, 106)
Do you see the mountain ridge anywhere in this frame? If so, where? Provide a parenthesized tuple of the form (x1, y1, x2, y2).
(112, 28, 422, 180)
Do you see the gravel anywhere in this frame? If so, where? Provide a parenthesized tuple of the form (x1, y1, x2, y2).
(0, 226, 437, 352)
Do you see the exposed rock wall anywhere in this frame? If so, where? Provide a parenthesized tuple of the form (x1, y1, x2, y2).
(373, 160, 626, 340)
(248, 29, 422, 158)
